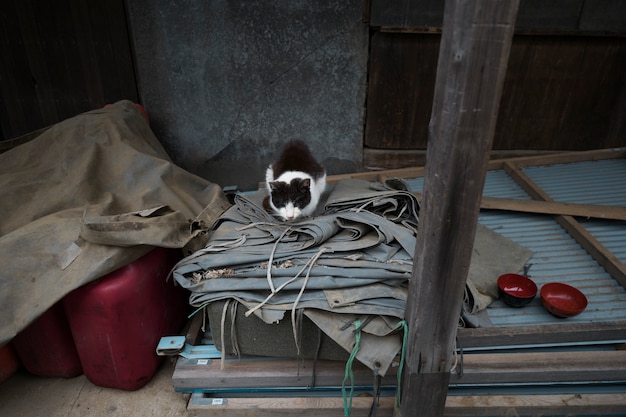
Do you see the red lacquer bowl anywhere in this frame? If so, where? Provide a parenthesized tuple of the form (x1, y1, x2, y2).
(497, 273, 537, 307)
(540, 282, 588, 318)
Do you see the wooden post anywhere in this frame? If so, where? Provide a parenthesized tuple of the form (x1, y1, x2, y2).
(398, 1, 519, 416)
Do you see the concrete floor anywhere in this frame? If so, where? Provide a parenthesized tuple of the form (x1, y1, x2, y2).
(0, 359, 189, 417)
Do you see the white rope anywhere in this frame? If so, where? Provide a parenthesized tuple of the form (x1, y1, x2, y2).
(290, 247, 327, 354)
(263, 226, 293, 294)
(219, 299, 231, 370)
(244, 254, 309, 317)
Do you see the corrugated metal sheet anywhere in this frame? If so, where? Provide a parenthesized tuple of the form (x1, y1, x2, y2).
(405, 159, 626, 327)
(524, 159, 626, 265)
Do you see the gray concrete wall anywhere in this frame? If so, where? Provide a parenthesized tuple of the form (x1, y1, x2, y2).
(127, 0, 368, 190)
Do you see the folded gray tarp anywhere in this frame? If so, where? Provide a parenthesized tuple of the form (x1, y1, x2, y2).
(174, 179, 417, 317)
(172, 178, 532, 375)
(0, 101, 230, 345)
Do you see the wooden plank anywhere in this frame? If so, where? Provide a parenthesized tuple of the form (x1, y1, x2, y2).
(453, 349, 626, 385)
(173, 356, 397, 392)
(458, 321, 626, 349)
(412, 191, 626, 221)
(491, 147, 626, 169)
(175, 344, 626, 390)
(556, 215, 626, 290)
(479, 196, 626, 221)
(187, 392, 626, 416)
(400, 1, 519, 416)
(504, 161, 626, 290)
(443, 393, 626, 416)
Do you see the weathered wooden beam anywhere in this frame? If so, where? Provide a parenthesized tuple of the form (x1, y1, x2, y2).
(498, 147, 626, 169)
(412, 192, 626, 221)
(174, 342, 626, 391)
(452, 349, 626, 385)
(399, 1, 519, 416)
(173, 357, 397, 391)
(457, 320, 626, 349)
(478, 196, 626, 221)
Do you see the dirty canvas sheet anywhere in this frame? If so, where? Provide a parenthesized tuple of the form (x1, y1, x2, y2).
(173, 179, 417, 375)
(172, 178, 532, 375)
(0, 101, 230, 345)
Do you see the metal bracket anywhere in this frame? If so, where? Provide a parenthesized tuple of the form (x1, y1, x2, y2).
(157, 336, 186, 356)
(157, 336, 222, 360)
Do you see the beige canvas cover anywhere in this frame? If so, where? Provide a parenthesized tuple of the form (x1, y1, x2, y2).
(0, 101, 230, 345)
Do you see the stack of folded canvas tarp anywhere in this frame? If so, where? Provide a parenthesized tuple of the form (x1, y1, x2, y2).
(172, 178, 419, 376)
(172, 176, 531, 377)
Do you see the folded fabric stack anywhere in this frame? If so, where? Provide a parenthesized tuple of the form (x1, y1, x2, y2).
(172, 176, 533, 375)
(172, 178, 419, 375)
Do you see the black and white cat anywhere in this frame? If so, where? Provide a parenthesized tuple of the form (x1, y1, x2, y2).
(264, 140, 326, 221)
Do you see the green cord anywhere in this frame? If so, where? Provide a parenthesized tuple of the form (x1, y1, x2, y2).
(396, 320, 408, 408)
(187, 302, 210, 318)
(342, 319, 362, 417)
(341, 319, 408, 415)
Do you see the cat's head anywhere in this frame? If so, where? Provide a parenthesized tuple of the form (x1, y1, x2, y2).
(268, 178, 311, 221)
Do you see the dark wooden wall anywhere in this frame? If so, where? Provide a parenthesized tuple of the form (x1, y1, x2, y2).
(364, 0, 626, 168)
(0, 0, 137, 141)
(365, 34, 626, 150)
(369, 0, 626, 33)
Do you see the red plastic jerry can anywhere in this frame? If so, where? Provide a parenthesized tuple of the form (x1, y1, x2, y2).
(0, 343, 20, 384)
(63, 247, 188, 390)
(12, 300, 82, 378)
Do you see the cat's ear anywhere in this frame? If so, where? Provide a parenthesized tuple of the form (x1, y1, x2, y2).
(301, 178, 311, 188)
(269, 181, 279, 191)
